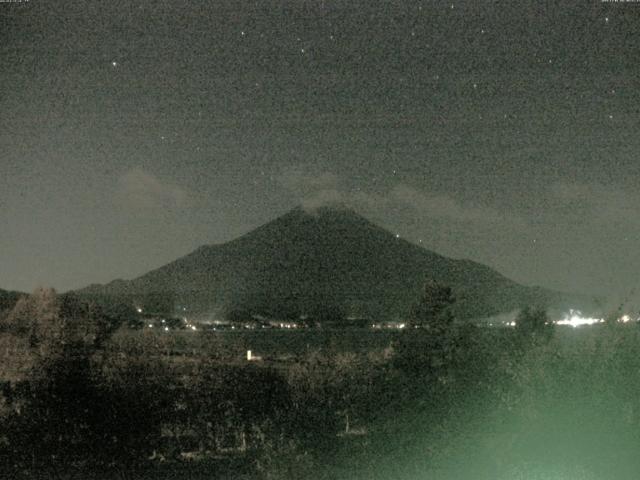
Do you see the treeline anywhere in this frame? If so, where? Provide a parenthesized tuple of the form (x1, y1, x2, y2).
(0, 289, 401, 478)
(2, 286, 640, 479)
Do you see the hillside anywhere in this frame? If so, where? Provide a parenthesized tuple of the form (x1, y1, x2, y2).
(78, 205, 588, 321)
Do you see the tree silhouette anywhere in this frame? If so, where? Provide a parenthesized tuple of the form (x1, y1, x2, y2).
(515, 306, 553, 342)
(410, 279, 455, 333)
(0, 289, 134, 475)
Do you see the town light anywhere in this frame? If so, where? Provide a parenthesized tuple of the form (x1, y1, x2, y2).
(556, 310, 603, 328)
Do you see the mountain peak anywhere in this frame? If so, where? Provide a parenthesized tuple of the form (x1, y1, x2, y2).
(288, 202, 359, 219)
(76, 206, 584, 321)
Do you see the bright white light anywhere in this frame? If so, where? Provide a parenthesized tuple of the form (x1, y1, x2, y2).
(148, 324, 153, 328)
(190, 325, 197, 331)
(556, 309, 603, 328)
(164, 327, 169, 332)
(136, 307, 143, 313)
(621, 314, 631, 323)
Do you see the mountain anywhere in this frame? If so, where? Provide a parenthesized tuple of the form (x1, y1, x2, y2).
(78, 205, 589, 321)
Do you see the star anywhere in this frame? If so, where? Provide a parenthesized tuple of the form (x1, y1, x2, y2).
(111, 61, 118, 68)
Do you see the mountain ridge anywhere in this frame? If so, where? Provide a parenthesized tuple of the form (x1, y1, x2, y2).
(77, 205, 591, 320)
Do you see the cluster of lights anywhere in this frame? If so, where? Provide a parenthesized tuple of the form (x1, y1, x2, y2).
(556, 310, 604, 328)
(486, 310, 638, 329)
(371, 322, 406, 329)
(555, 310, 638, 328)
(277, 323, 298, 329)
(145, 316, 199, 332)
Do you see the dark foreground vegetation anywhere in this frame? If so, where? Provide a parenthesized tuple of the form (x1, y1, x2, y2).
(1, 288, 640, 479)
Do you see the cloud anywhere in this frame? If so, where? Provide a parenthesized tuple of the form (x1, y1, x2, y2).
(301, 189, 344, 210)
(276, 166, 525, 229)
(390, 184, 526, 228)
(277, 166, 340, 192)
(115, 168, 190, 212)
(549, 182, 592, 203)
(277, 165, 345, 211)
(350, 190, 390, 211)
(549, 181, 639, 226)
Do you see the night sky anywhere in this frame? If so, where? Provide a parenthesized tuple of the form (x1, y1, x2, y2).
(1, 1, 639, 297)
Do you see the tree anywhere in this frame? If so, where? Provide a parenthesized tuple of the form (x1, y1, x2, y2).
(393, 281, 461, 378)
(3, 288, 58, 346)
(0, 289, 130, 475)
(2, 289, 123, 368)
(515, 306, 553, 341)
(409, 279, 455, 333)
